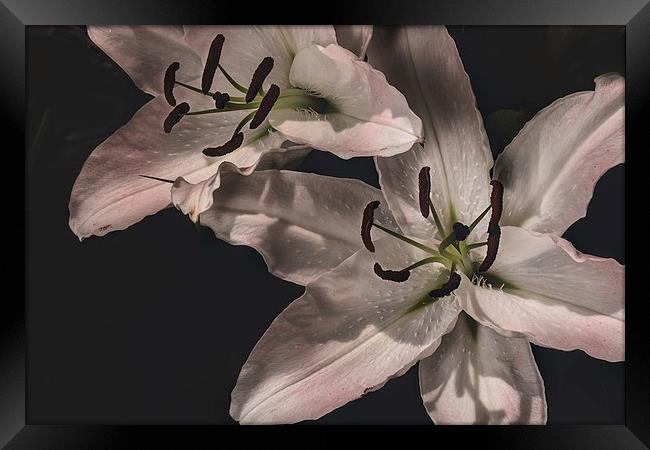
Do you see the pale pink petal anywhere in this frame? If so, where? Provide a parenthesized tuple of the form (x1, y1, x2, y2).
(368, 26, 493, 241)
(462, 226, 624, 362)
(169, 132, 289, 222)
(419, 314, 547, 424)
(494, 74, 624, 235)
(87, 26, 203, 96)
(334, 25, 373, 57)
(269, 44, 423, 159)
(197, 170, 398, 285)
(69, 94, 280, 239)
(230, 238, 461, 424)
(182, 26, 337, 94)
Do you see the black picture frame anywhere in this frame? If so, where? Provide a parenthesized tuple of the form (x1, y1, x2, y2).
(6, 0, 649, 447)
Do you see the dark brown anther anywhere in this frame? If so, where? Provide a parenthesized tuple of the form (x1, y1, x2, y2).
(246, 57, 274, 103)
(250, 84, 280, 129)
(163, 102, 190, 133)
(478, 224, 501, 272)
(428, 272, 462, 298)
(212, 91, 231, 109)
(418, 167, 431, 218)
(361, 201, 380, 253)
(373, 263, 410, 282)
(452, 222, 470, 241)
(488, 180, 504, 230)
(164, 62, 180, 106)
(202, 34, 225, 94)
(202, 132, 244, 157)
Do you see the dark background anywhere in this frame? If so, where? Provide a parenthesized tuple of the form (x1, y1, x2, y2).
(26, 25, 624, 424)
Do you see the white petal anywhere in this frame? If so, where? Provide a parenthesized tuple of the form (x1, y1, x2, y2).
(269, 44, 423, 159)
(419, 313, 547, 424)
(183, 26, 337, 93)
(494, 74, 624, 235)
(368, 26, 493, 240)
(230, 238, 461, 424)
(462, 226, 624, 362)
(87, 26, 203, 96)
(334, 25, 373, 58)
(198, 170, 398, 285)
(69, 94, 279, 239)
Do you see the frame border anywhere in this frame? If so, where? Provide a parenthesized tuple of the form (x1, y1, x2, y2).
(6, 0, 649, 447)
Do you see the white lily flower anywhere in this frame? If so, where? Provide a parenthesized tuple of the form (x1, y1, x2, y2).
(69, 25, 422, 238)
(198, 26, 624, 424)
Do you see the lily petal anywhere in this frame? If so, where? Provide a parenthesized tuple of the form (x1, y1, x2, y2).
(69, 94, 279, 239)
(198, 170, 398, 285)
(334, 25, 373, 58)
(230, 237, 461, 424)
(169, 132, 289, 222)
(88, 26, 203, 96)
(183, 26, 337, 93)
(494, 74, 624, 235)
(368, 26, 493, 241)
(419, 313, 547, 424)
(269, 44, 423, 159)
(462, 226, 624, 362)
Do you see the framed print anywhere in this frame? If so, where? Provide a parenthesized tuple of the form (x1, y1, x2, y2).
(6, 0, 649, 447)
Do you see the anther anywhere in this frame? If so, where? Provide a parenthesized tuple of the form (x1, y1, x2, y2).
(163, 102, 190, 133)
(202, 132, 244, 157)
(212, 91, 230, 109)
(373, 263, 410, 282)
(452, 222, 470, 241)
(488, 180, 504, 230)
(250, 84, 280, 129)
(164, 62, 180, 106)
(246, 57, 274, 103)
(361, 201, 380, 253)
(428, 272, 461, 298)
(202, 34, 225, 94)
(478, 225, 501, 272)
(418, 167, 431, 218)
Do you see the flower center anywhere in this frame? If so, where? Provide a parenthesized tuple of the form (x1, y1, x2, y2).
(361, 167, 504, 299)
(161, 34, 333, 156)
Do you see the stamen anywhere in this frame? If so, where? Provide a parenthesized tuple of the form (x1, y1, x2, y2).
(164, 62, 180, 106)
(373, 263, 410, 282)
(246, 57, 274, 103)
(233, 111, 256, 136)
(218, 64, 248, 94)
(418, 167, 431, 218)
(468, 204, 491, 232)
(452, 222, 470, 241)
(212, 91, 231, 109)
(202, 132, 244, 157)
(163, 102, 190, 133)
(202, 34, 225, 94)
(488, 180, 504, 230)
(428, 272, 461, 298)
(372, 222, 438, 255)
(361, 201, 380, 252)
(250, 84, 280, 129)
(477, 181, 504, 272)
(478, 225, 501, 272)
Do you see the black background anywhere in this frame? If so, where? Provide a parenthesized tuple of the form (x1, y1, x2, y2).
(26, 25, 624, 424)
